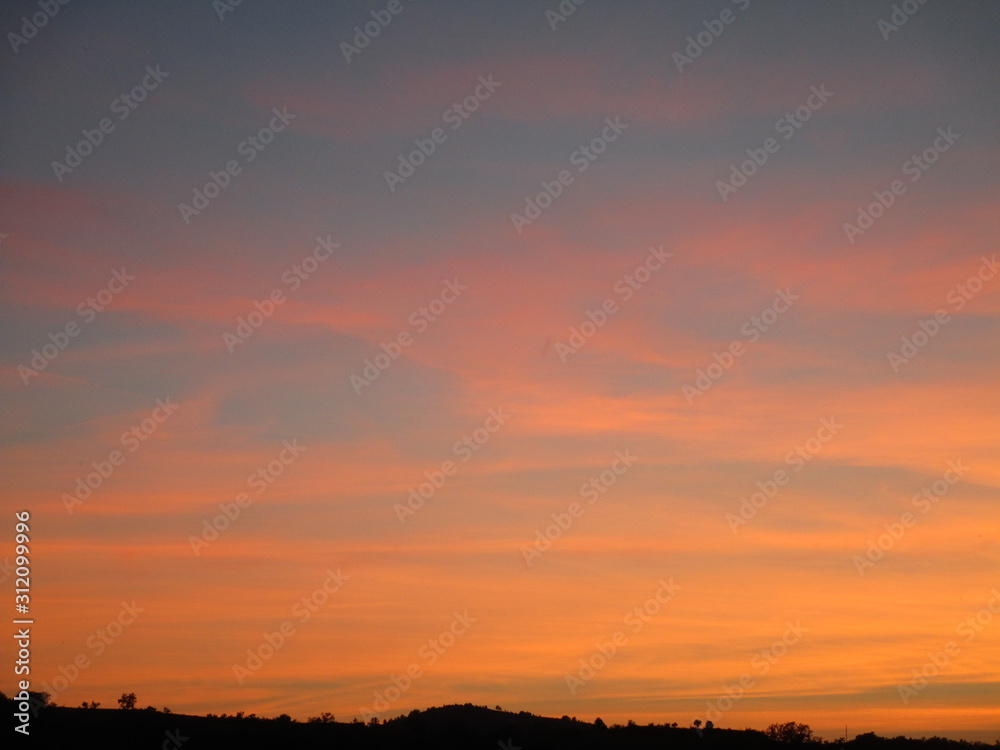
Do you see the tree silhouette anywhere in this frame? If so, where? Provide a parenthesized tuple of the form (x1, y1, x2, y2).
(308, 712, 336, 724)
(766, 722, 814, 743)
(694, 720, 702, 729)
(117, 692, 137, 710)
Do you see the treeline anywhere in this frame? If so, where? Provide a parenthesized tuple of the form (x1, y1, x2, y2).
(4, 693, 998, 750)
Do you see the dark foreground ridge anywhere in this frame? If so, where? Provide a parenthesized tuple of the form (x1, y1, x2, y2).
(7, 696, 1000, 750)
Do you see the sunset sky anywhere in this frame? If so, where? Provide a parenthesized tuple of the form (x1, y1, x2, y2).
(2, 0, 999, 741)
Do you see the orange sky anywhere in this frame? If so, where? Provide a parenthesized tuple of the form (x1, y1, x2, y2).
(1, 0, 998, 740)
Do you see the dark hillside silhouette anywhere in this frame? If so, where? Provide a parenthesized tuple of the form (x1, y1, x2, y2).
(4, 693, 998, 750)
